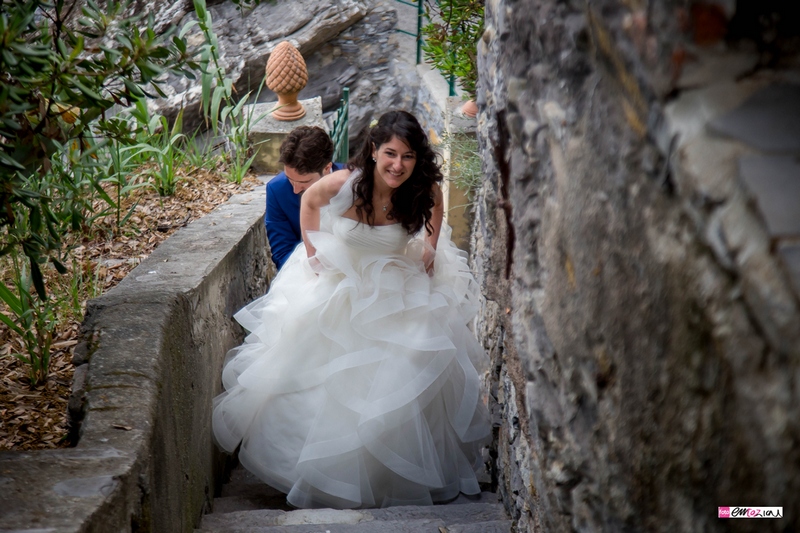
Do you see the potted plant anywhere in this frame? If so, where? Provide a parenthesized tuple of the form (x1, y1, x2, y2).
(421, 0, 484, 117)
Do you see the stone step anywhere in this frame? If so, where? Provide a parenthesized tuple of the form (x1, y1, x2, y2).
(199, 503, 508, 532)
(197, 518, 447, 533)
(213, 495, 288, 514)
(216, 468, 294, 512)
(220, 466, 276, 497)
(441, 492, 499, 505)
(196, 517, 512, 533)
(213, 491, 499, 514)
(446, 521, 512, 533)
(219, 466, 498, 508)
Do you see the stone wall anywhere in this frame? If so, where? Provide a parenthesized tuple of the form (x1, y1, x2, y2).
(474, 0, 800, 531)
(0, 188, 270, 532)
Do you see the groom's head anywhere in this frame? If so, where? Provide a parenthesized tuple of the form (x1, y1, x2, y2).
(279, 126, 335, 194)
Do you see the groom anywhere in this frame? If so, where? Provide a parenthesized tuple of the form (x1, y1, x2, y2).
(266, 126, 345, 270)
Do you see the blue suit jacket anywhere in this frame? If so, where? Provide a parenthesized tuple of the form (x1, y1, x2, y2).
(265, 162, 345, 270)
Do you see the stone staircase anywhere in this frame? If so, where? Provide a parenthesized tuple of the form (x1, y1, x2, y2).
(196, 465, 512, 532)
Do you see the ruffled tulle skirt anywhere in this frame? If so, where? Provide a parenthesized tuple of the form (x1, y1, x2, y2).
(212, 222, 490, 508)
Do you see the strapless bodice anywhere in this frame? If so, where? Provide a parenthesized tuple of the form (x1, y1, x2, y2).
(331, 216, 410, 254)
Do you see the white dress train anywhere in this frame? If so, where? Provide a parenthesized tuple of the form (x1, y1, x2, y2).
(212, 171, 491, 509)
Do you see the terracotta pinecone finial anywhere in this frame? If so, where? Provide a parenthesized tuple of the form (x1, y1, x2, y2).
(265, 41, 308, 121)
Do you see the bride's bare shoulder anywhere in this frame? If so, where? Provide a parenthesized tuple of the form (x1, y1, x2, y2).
(324, 168, 352, 192)
(305, 168, 353, 207)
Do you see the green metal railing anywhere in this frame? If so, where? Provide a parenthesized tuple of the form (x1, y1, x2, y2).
(393, 0, 456, 96)
(394, 0, 425, 65)
(330, 87, 350, 163)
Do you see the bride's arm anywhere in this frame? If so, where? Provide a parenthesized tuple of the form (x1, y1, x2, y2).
(300, 169, 351, 258)
(423, 184, 444, 273)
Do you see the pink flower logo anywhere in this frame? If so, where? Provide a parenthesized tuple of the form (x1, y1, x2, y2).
(718, 507, 731, 518)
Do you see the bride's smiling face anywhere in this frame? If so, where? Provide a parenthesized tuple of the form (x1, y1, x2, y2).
(372, 136, 417, 189)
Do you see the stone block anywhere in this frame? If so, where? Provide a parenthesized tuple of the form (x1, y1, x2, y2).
(709, 83, 800, 153)
(247, 97, 325, 174)
(664, 78, 767, 147)
(68, 363, 89, 420)
(778, 241, 800, 297)
(738, 155, 800, 237)
(676, 50, 759, 89)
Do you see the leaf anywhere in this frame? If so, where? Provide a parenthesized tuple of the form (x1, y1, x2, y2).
(2, 49, 19, 67)
(120, 198, 141, 226)
(220, 105, 231, 125)
(0, 282, 23, 317)
(29, 260, 47, 300)
(210, 85, 225, 133)
(171, 107, 185, 138)
(0, 152, 26, 170)
(172, 35, 187, 54)
(91, 177, 116, 207)
(116, 33, 133, 50)
(150, 82, 168, 99)
(78, 137, 109, 161)
(179, 20, 198, 39)
(201, 69, 213, 118)
(122, 78, 146, 98)
(69, 36, 85, 62)
(231, 92, 251, 117)
(0, 311, 23, 336)
(148, 114, 162, 135)
(194, 0, 207, 22)
(51, 258, 67, 275)
(72, 78, 104, 102)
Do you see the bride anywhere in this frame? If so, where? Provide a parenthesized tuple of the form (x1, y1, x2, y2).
(212, 110, 490, 509)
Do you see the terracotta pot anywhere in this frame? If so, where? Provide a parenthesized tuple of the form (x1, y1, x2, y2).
(461, 99, 478, 118)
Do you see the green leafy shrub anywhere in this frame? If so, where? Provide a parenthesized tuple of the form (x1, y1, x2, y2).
(0, 0, 197, 292)
(421, 0, 484, 99)
(0, 0, 198, 383)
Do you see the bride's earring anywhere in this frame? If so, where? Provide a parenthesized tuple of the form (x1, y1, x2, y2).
(372, 157, 376, 162)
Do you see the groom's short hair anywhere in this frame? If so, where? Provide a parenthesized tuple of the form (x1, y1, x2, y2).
(279, 126, 335, 175)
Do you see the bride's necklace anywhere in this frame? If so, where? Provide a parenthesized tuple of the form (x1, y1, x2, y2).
(375, 195, 391, 213)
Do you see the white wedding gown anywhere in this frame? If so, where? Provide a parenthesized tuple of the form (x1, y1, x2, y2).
(212, 172, 491, 509)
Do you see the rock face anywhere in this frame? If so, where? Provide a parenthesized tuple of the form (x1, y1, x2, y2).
(197, 465, 512, 532)
(136, 0, 403, 148)
(474, 0, 800, 531)
(288, 0, 404, 148)
(75, 0, 407, 154)
(152, 0, 368, 132)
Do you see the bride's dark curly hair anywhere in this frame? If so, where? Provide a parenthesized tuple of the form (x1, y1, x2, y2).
(347, 110, 443, 235)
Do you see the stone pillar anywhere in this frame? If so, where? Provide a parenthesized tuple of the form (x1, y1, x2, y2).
(246, 96, 325, 174)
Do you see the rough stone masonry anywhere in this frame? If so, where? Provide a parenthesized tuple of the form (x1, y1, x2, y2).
(473, 0, 800, 531)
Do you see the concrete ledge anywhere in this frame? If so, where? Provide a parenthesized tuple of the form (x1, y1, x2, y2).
(0, 186, 271, 532)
